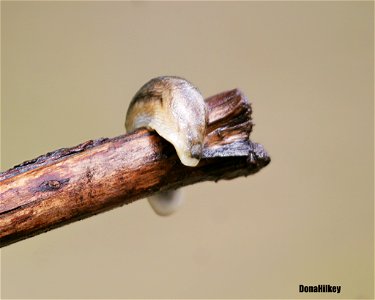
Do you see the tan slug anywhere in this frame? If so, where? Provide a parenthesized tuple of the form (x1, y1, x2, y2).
(125, 76, 208, 215)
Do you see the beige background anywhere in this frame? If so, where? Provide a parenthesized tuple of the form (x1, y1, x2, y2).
(1, 1, 373, 299)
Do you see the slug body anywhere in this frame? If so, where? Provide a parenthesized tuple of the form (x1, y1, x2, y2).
(125, 76, 207, 215)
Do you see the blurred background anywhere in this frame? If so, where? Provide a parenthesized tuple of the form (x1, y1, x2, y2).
(1, 1, 373, 299)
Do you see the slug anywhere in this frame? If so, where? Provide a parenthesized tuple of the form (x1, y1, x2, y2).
(125, 76, 208, 216)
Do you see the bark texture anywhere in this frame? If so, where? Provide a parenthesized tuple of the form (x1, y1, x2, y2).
(0, 89, 270, 247)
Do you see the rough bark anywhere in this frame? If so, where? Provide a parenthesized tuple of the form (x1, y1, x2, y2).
(0, 89, 270, 247)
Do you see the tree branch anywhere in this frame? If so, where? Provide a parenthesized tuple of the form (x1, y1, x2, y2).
(0, 89, 270, 247)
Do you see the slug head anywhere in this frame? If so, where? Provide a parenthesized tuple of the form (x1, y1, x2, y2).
(167, 84, 207, 166)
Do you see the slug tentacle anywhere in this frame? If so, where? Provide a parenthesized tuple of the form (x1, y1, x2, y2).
(125, 76, 207, 215)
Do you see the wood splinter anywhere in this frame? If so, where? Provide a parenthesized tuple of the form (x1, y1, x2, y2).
(0, 88, 270, 247)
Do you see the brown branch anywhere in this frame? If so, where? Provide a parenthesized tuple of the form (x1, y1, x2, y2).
(0, 89, 270, 247)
